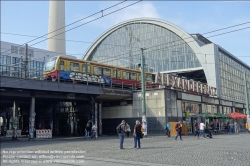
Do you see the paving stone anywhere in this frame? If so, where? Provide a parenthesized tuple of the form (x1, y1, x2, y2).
(1, 133, 250, 166)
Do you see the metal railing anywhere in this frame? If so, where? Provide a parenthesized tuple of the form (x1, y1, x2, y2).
(0, 74, 137, 95)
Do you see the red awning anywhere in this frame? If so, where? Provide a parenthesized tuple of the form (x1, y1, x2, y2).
(227, 112, 247, 119)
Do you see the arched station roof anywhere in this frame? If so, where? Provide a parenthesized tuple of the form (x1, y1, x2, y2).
(82, 18, 216, 87)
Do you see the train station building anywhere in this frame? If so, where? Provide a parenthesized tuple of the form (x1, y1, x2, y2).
(1, 18, 249, 137)
(82, 18, 250, 134)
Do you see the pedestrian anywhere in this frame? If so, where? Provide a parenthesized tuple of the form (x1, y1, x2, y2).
(166, 122, 171, 137)
(175, 121, 183, 140)
(229, 122, 234, 134)
(199, 121, 206, 138)
(234, 121, 238, 134)
(91, 123, 97, 139)
(246, 122, 249, 133)
(125, 123, 131, 138)
(194, 122, 200, 138)
(116, 120, 127, 149)
(133, 120, 143, 149)
(85, 123, 91, 138)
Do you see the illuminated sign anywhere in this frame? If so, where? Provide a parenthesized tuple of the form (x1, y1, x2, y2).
(155, 73, 217, 96)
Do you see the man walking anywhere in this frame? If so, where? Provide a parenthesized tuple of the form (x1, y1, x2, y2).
(175, 121, 183, 140)
(133, 120, 143, 149)
(116, 120, 126, 149)
(199, 121, 206, 138)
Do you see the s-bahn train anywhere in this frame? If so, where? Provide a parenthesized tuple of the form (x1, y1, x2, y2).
(43, 56, 154, 87)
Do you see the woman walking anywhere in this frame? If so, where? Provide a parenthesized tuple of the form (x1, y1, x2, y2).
(85, 123, 91, 138)
(125, 123, 131, 138)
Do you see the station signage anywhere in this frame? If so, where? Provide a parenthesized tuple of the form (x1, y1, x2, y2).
(155, 72, 217, 96)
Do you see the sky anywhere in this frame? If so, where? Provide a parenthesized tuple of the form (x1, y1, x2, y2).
(1, 1, 250, 65)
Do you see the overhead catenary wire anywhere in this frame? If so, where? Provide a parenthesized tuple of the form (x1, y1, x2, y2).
(1, 21, 249, 67)
(95, 26, 250, 65)
(1, 0, 141, 57)
(2, 21, 250, 55)
(1, 23, 250, 86)
(2, 21, 250, 49)
(1, 25, 250, 71)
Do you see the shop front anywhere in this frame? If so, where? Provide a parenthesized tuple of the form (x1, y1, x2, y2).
(182, 102, 201, 133)
(234, 102, 246, 131)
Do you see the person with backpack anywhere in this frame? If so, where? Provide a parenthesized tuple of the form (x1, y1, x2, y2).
(175, 121, 183, 140)
(116, 120, 127, 149)
(133, 120, 143, 149)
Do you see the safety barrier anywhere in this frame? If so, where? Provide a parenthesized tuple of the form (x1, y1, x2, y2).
(6, 130, 21, 138)
(36, 129, 52, 138)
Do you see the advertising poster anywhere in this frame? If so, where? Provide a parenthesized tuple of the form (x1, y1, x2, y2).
(142, 114, 147, 136)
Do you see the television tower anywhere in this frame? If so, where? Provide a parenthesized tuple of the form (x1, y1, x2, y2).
(47, 0, 66, 54)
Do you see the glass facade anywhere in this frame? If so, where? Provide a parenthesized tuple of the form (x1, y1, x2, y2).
(89, 23, 201, 72)
(218, 49, 250, 103)
(0, 55, 44, 78)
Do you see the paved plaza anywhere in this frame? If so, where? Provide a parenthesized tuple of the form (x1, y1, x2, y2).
(1, 133, 250, 166)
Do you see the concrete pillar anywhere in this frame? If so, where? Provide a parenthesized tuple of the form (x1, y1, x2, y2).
(99, 102, 102, 136)
(2, 111, 6, 128)
(12, 101, 19, 139)
(13, 101, 18, 118)
(95, 103, 98, 138)
(48, 0, 66, 54)
(218, 106, 222, 114)
(29, 96, 36, 139)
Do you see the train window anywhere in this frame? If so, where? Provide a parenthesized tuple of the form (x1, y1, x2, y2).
(138, 74, 148, 81)
(131, 73, 137, 80)
(117, 70, 120, 78)
(103, 68, 111, 77)
(83, 63, 90, 73)
(70, 62, 79, 72)
(60, 61, 64, 70)
(94, 66, 102, 75)
(146, 75, 152, 82)
(87, 64, 90, 73)
(123, 71, 130, 80)
(114, 70, 116, 78)
(82, 64, 86, 73)
(114, 70, 120, 79)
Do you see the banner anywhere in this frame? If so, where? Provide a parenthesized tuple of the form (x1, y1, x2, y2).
(36, 129, 52, 138)
(142, 114, 147, 136)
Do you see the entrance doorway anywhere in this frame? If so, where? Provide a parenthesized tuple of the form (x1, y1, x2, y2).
(58, 118, 68, 135)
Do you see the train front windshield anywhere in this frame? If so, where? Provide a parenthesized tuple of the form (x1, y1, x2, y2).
(44, 57, 57, 72)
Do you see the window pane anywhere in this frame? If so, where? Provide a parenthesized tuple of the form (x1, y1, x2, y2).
(60, 61, 64, 70)
(94, 66, 102, 75)
(131, 73, 136, 80)
(103, 68, 111, 77)
(82, 64, 86, 73)
(70, 62, 79, 72)
(123, 71, 129, 79)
